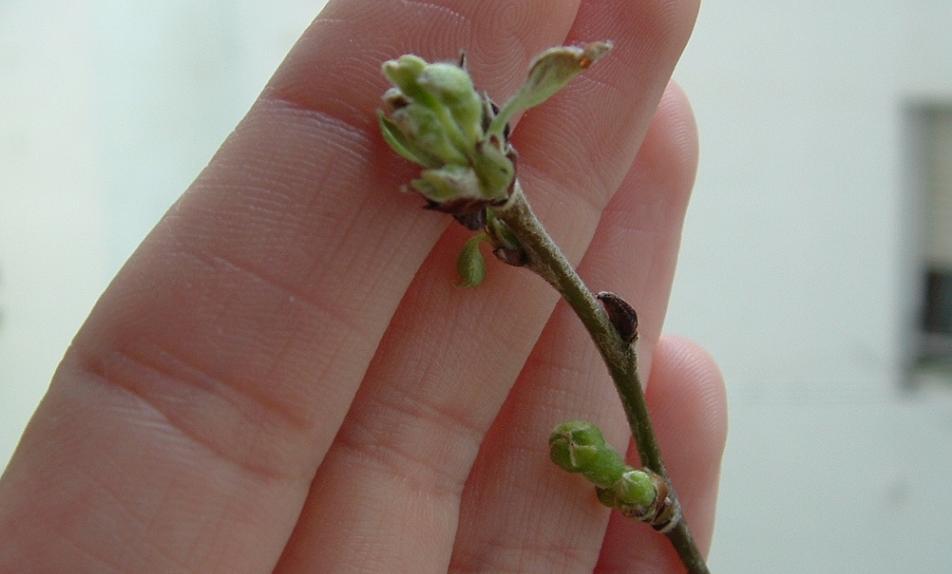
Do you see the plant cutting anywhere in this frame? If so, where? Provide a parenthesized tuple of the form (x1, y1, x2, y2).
(378, 42, 710, 573)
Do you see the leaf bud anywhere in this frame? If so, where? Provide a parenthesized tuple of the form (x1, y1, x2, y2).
(596, 291, 639, 344)
(457, 233, 488, 288)
(488, 41, 613, 136)
(549, 420, 606, 474)
(612, 468, 656, 508)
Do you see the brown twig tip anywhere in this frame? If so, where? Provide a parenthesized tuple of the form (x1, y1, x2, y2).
(596, 291, 639, 344)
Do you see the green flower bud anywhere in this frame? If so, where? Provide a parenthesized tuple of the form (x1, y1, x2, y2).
(549, 420, 628, 488)
(550, 420, 668, 521)
(382, 55, 428, 101)
(579, 443, 627, 488)
(612, 468, 656, 508)
(473, 140, 515, 202)
(550, 420, 606, 448)
(391, 104, 468, 166)
(378, 43, 609, 216)
(412, 165, 482, 204)
(549, 420, 605, 473)
(382, 87, 410, 110)
(380, 54, 517, 211)
(418, 63, 484, 145)
(378, 111, 434, 167)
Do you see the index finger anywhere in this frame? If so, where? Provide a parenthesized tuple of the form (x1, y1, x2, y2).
(0, 2, 580, 572)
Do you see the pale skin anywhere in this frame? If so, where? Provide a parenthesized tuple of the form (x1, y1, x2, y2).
(0, 1, 727, 572)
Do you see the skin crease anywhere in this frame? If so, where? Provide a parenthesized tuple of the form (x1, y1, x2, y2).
(0, 1, 725, 574)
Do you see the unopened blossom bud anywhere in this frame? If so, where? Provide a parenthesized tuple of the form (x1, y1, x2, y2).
(549, 420, 678, 530)
(549, 420, 606, 473)
(549, 420, 627, 488)
(379, 43, 611, 287)
(472, 140, 515, 200)
(612, 468, 656, 508)
(379, 42, 610, 217)
(417, 62, 484, 145)
(381, 54, 428, 99)
(379, 54, 515, 211)
(391, 103, 468, 166)
(579, 442, 628, 488)
(412, 165, 482, 205)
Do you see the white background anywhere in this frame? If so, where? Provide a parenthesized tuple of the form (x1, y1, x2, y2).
(2, 1, 951, 571)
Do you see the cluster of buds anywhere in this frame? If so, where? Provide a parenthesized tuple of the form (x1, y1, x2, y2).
(378, 42, 612, 286)
(378, 53, 516, 223)
(549, 420, 681, 533)
(379, 42, 611, 216)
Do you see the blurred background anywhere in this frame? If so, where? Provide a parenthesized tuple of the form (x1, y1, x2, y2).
(1, 1, 950, 571)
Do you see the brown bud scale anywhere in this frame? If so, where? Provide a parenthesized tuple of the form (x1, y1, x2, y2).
(596, 291, 639, 344)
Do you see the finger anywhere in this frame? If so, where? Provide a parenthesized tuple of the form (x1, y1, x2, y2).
(0, 2, 578, 573)
(595, 337, 727, 572)
(275, 3, 698, 573)
(448, 81, 699, 573)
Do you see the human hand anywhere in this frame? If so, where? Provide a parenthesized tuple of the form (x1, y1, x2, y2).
(0, 2, 725, 572)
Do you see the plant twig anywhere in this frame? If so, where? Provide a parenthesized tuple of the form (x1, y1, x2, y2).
(376, 44, 709, 573)
(495, 181, 710, 574)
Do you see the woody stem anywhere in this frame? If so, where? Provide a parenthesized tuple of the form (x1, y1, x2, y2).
(493, 181, 710, 574)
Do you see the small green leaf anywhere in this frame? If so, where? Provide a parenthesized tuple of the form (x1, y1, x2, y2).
(489, 41, 612, 137)
(457, 233, 488, 288)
